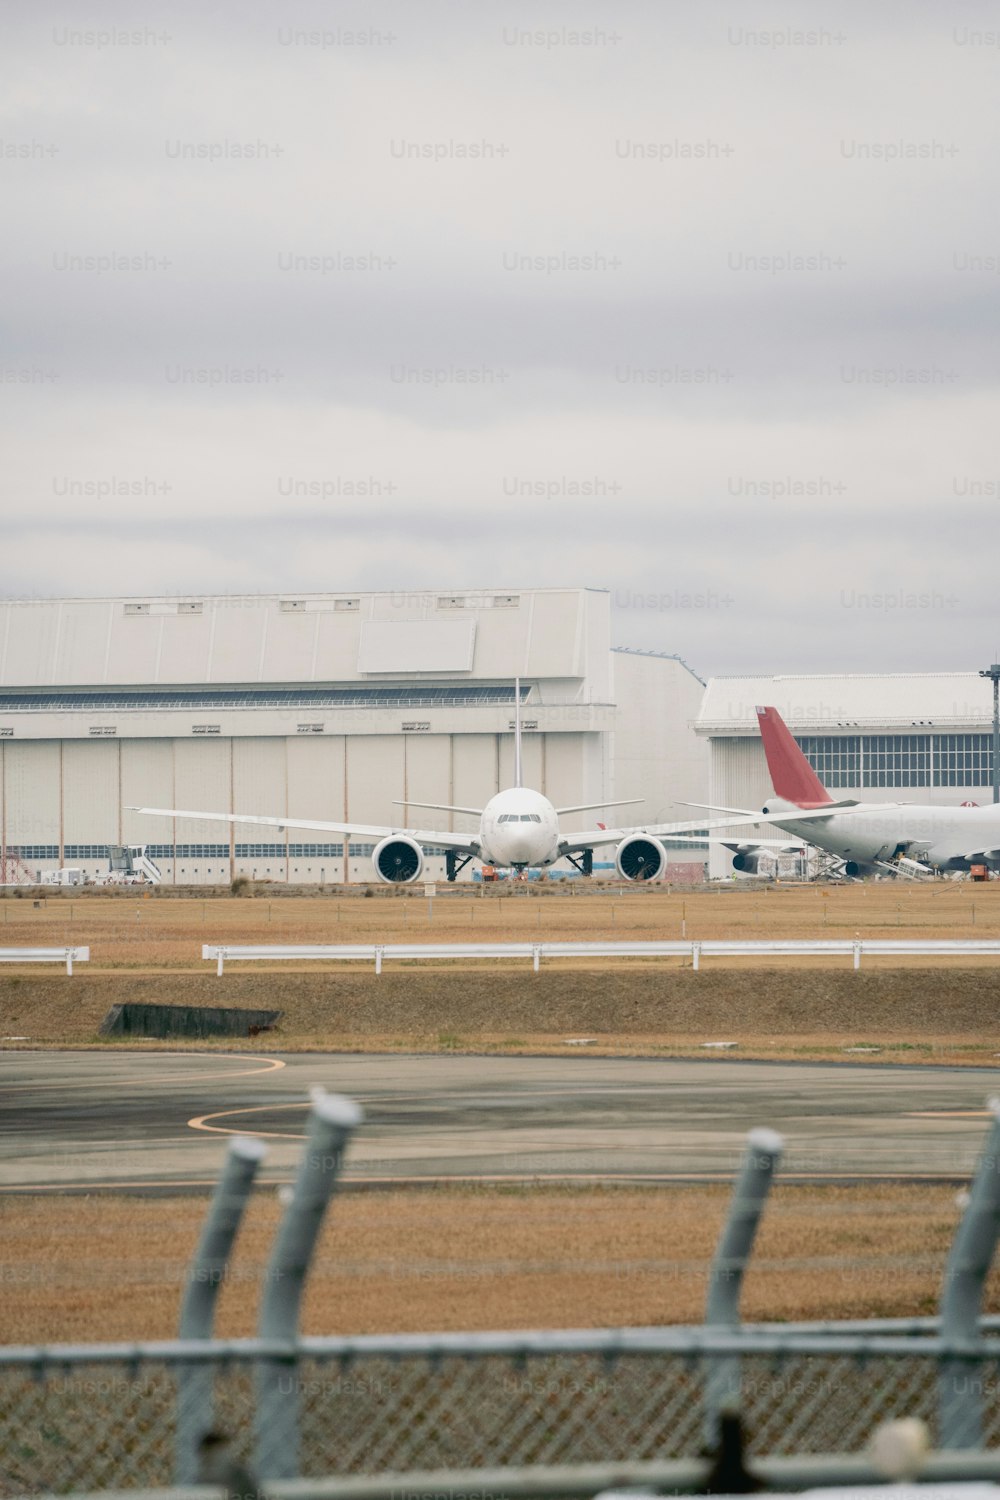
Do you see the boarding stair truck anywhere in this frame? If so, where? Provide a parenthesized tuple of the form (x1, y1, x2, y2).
(106, 844, 163, 886)
(0, 853, 36, 887)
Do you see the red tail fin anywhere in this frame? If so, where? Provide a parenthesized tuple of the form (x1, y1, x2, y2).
(755, 706, 833, 807)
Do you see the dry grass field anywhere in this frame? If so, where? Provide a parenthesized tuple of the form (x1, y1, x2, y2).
(3, 877, 1000, 959)
(4, 1181, 990, 1345)
(2, 882, 1000, 1060)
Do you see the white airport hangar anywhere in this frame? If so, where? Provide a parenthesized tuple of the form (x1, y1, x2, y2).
(697, 672, 998, 877)
(0, 588, 708, 885)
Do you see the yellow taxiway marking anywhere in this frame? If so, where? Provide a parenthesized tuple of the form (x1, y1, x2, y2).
(187, 1088, 488, 1138)
(188, 1101, 308, 1139)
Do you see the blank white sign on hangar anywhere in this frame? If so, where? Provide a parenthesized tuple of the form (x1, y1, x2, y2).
(357, 619, 477, 674)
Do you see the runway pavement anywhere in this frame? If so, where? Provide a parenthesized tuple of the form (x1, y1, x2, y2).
(1, 1049, 997, 1191)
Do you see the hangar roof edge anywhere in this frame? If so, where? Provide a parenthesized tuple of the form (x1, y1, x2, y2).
(698, 671, 992, 731)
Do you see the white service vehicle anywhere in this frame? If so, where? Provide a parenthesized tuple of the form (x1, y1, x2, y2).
(40, 867, 87, 887)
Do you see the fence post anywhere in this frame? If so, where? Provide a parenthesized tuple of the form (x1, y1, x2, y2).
(939, 1100, 1000, 1449)
(703, 1126, 784, 1448)
(217, 949, 224, 977)
(533, 945, 540, 973)
(853, 941, 861, 971)
(255, 1088, 362, 1480)
(176, 1135, 268, 1484)
(66, 949, 73, 976)
(375, 946, 383, 976)
(692, 942, 701, 971)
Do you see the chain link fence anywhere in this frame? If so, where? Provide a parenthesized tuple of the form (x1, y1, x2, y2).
(7, 1097, 1000, 1495)
(2, 1333, 999, 1496)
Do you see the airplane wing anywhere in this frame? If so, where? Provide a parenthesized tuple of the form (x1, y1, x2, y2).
(392, 801, 483, 817)
(714, 837, 809, 851)
(127, 806, 480, 854)
(557, 807, 793, 855)
(678, 802, 771, 817)
(553, 799, 644, 816)
(559, 827, 806, 856)
(679, 800, 903, 824)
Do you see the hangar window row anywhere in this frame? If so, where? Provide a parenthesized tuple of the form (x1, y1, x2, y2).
(797, 734, 994, 789)
(4, 840, 440, 860)
(150, 844, 228, 859)
(0, 684, 527, 713)
(148, 843, 349, 858)
(5, 843, 354, 859)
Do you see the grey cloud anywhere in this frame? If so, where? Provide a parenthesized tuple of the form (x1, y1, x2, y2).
(2, 0, 998, 675)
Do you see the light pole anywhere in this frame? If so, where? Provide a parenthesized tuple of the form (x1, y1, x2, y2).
(979, 665, 1000, 804)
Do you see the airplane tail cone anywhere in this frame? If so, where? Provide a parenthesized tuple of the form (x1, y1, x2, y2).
(755, 706, 833, 808)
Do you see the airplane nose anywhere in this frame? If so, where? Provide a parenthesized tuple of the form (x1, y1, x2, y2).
(502, 831, 535, 861)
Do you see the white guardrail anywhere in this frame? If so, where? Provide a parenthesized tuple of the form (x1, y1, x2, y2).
(0, 946, 89, 975)
(202, 939, 1000, 976)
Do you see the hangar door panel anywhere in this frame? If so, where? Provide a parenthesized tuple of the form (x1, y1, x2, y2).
(345, 736, 406, 826)
(63, 741, 119, 845)
(286, 737, 347, 833)
(499, 729, 543, 794)
(122, 741, 175, 847)
(544, 732, 588, 811)
(3, 742, 61, 847)
(403, 736, 452, 816)
(173, 740, 232, 843)
(452, 735, 497, 808)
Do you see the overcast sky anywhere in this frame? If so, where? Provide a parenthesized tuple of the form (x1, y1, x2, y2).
(3, 0, 999, 676)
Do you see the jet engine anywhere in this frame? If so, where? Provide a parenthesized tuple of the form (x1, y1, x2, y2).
(731, 849, 764, 874)
(615, 834, 667, 882)
(372, 834, 425, 884)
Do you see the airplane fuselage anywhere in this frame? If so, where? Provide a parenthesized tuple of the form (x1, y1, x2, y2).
(764, 798, 1000, 870)
(478, 787, 561, 870)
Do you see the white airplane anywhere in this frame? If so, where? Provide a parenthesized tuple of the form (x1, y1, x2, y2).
(128, 680, 727, 883)
(694, 705, 1000, 878)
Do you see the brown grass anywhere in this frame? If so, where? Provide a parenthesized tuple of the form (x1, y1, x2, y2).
(2, 1182, 991, 1346)
(3, 880, 1000, 967)
(3, 884, 1000, 1061)
(2, 969, 1000, 1065)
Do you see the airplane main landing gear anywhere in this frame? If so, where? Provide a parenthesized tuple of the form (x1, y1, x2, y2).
(564, 849, 593, 877)
(446, 850, 474, 883)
